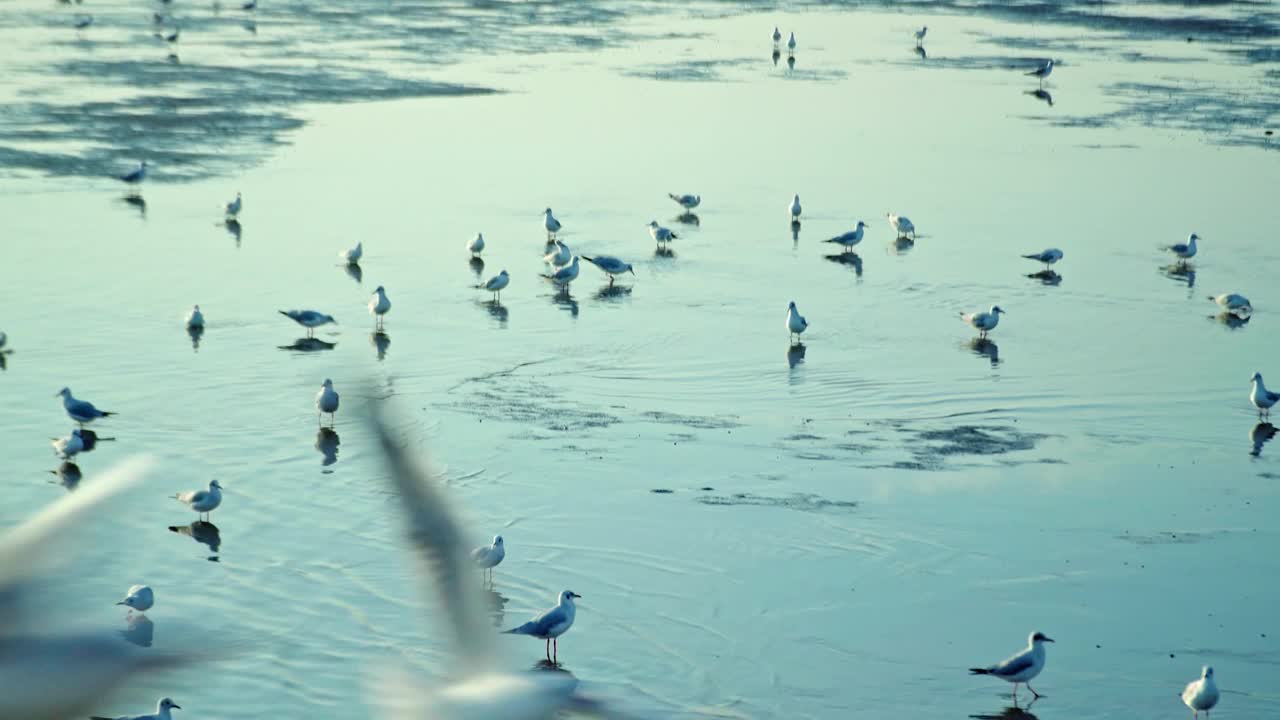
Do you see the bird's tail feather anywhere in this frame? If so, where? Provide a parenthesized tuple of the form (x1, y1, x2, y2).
(671, 232, 679, 239)
(969, 668, 991, 675)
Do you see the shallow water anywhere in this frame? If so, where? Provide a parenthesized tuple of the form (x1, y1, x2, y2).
(2, 1, 1280, 718)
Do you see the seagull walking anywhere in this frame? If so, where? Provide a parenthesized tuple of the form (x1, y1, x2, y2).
(969, 631, 1054, 700)
(52, 429, 86, 459)
(279, 309, 336, 337)
(543, 208, 562, 240)
(1209, 293, 1251, 315)
(1027, 59, 1054, 88)
(471, 535, 505, 583)
(824, 221, 869, 252)
(543, 240, 572, 267)
(1021, 248, 1063, 270)
(1252, 372, 1280, 419)
(961, 305, 1006, 339)
(786, 301, 808, 344)
(504, 590, 582, 663)
(1182, 666, 1219, 718)
(467, 233, 485, 257)
(1166, 233, 1199, 265)
(368, 286, 391, 331)
(91, 697, 181, 720)
(316, 378, 339, 427)
(546, 256, 580, 289)
(477, 270, 510, 301)
(915, 26, 928, 46)
(224, 192, 241, 218)
(788, 194, 802, 221)
(116, 585, 154, 613)
(172, 480, 222, 521)
(668, 193, 701, 211)
(57, 387, 115, 426)
(887, 213, 915, 239)
(185, 305, 204, 329)
(582, 255, 634, 284)
(340, 241, 363, 265)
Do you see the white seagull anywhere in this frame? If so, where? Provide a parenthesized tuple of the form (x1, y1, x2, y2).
(824, 221, 869, 252)
(1022, 248, 1063, 269)
(1209, 293, 1251, 315)
(969, 631, 1054, 699)
(52, 429, 85, 460)
(369, 286, 391, 331)
(471, 535, 505, 582)
(668, 192, 701, 211)
(91, 697, 181, 720)
(786, 301, 808, 344)
(961, 305, 1006, 339)
(1027, 59, 1054, 88)
(117, 585, 154, 613)
(477, 270, 510, 301)
(224, 192, 241, 218)
(341, 241, 363, 265)
(647, 220, 677, 246)
(915, 26, 928, 46)
(279, 309, 337, 337)
(1166, 233, 1199, 264)
(504, 590, 582, 663)
(316, 378, 340, 427)
(173, 480, 222, 521)
(887, 213, 916, 239)
(788, 193, 802, 221)
(57, 387, 115, 426)
(185, 305, 204, 329)
(1252, 372, 1280, 419)
(467, 233, 485, 257)
(582, 255, 634, 283)
(546, 256, 580, 289)
(118, 161, 147, 187)
(1182, 666, 1219, 718)
(543, 240, 572, 267)
(543, 208, 562, 240)
(787, 31, 796, 54)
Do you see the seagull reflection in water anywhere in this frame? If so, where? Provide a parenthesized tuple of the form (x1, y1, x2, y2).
(551, 291, 579, 318)
(1026, 269, 1061, 286)
(969, 337, 1000, 367)
(595, 284, 632, 301)
(50, 461, 82, 491)
(674, 212, 700, 227)
(485, 588, 509, 627)
(279, 337, 337, 352)
(1251, 422, 1277, 457)
(316, 427, 340, 466)
(371, 331, 390, 361)
(120, 613, 155, 648)
(121, 195, 146, 218)
(469, 257, 485, 279)
(890, 236, 915, 255)
(344, 261, 363, 284)
(224, 219, 242, 245)
(971, 704, 1038, 720)
(791, 219, 801, 243)
(914, 45, 927, 60)
(824, 253, 863, 276)
(772, 49, 780, 66)
(1025, 88, 1053, 107)
(168, 520, 221, 559)
(1161, 264, 1195, 290)
(480, 300, 509, 326)
(188, 325, 204, 351)
(1213, 311, 1250, 330)
(787, 343, 806, 369)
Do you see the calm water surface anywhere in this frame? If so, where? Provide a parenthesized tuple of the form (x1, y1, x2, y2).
(2, 1, 1279, 718)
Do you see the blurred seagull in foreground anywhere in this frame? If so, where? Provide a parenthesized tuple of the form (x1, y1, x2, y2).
(362, 398, 631, 720)
(117, 584, 154, 613)
(543, 208, 562, 240)
(969, 631, 1054, 700)
(1027, 59, 1053, 88)
(477, 270, 510, 301)
(1182, 666, 1219, 718)
(341, 241, 363, 265)
(1021, 248, 1063, 270)
(91, 697, 181, 720)
(58, 387, 116, 426)
(1209, 293, 1251, 315)
(824, 221, 869, 252)
(961, 305, 1005, 339)
(279, 309, 337, 337)
(668, 193, 700, 211)
(0, 457, 205, 720)
(1252, 372, 1279, 419)
(582, 255, 634, 284)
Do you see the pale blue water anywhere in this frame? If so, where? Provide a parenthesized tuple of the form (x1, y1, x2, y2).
(1, 1, 1279, 718)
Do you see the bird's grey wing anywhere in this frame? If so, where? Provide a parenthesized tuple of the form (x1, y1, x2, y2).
(1170, 244, 1188, 253)
(1268, 391, 1280, 402)
(67, 399, 98, 416)
(991, 653, 1034, 677)
(527, 606, 566, 635)
(367, 398, 491, 668)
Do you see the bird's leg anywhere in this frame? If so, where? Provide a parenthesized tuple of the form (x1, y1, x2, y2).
(1011, 683, 1019, 700)
(1027, 684, 1041, 699)
(609, 275, 615, 286)
(554, 637, 558, 663)
(545, 639, 551, 661)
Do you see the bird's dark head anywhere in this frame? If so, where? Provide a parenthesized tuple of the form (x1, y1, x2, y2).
(1030, 631, 1054, 644)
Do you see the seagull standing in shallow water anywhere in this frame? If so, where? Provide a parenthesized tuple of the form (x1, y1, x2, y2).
(504, 590, 582, 663)
(1182, 666, 1219, 718)
(1166, 233, 1199, 265)
(969, 631, 1054, 700)
(1209, 293, 1251, 315)
(1027, 59, 1054, 88)
(477, 270, 510, 301)
(582, 255, 634, 284)
(173, 480, 222, 521)
(91, 697, 181, 720)
(57, 387, 116, 426)
(887, 213, 915, 239)
(543, 208, 562, 240)
(546, 256, 580, 289)
(118, 161, 147, 189)
(369, 286, 391, 331)
(544, 240, 572, 267)
(788, 194, 802, 221)
(116, 585, 154, 613)
(224, 192, 241, 218)
(1021, 248, 1063, 270)
(467, 233, 485, 257)
(648, 220, 677, 247)
(316, 379, 339, 427)
(1252, 372, 1279, 419)
(279, 309, 336, 337)
(961, 305, 1005, 339)
(825, 221, 869, 252)
(787, 31, 796, 55)
(340, 241, 363, 265)
(471, 536, 505, 583)
(668, 193, 700, 211)
(915, 26, 928, 46)
(786, 301, 808, 344)
(772, 27, 781, 46)
(185, 305, 204, 329)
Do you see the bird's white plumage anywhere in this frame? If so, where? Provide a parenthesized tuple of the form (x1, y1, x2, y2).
(1167, 233, 1199, 261)
(962, 305, 1005, 335)
(467, 233, 485, 256)
(887, 213, 915, 238)
(543, 208, 562, 237)
(669, 193, 700, 210)
(52, 429, 85, 459)
(471, 536, 505, 570)
(582, 255, 634, 278)
(1022, 248, 1063, 266)
(224, 193, 241, 217)
(1182, 666, 1219, 715)
(174, 480, 222, 515)
(543, 241, 571, 267)
(648, 221, 677, 244)
(825, 221, 868, 250)
(479, 270, 510, 295)
(58, 388, 114, 425)
(117, 585, 154, 612)
(547, 256, 580, 287)
(91, 697, 181, 720)
(788, 194, 802, 220)
(1210, 293, 1251, 313)
(316, 379, 340, 415)
(786, 301, 808, 338)
(1252, 372, 1280, 414)
(369, 286, 391, 317)
(341, 242, 363, 264)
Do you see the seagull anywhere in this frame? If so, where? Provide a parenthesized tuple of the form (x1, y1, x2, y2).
(172, 480, 222, 521)
(543, 208, 562, 240)
(185, 305, 204, 329)
(341, 241, 363, 265)
(316, 378, 340, 427)
(118, 161, 147, 187)
(772, 27, 781, 45)
(543, 240, 571, 267)
(241, 0, 256, 10)
(163, 28, 180, 43)
(369, 286, 391, 331)
(52, 429, 85, 460)
(961, 305, 1006, 339)
(787, 31, 796, 55)
(647, 220, 677, 246)
(545, 256, 580, 288)
(477, 270, 510, 301)
(1166, 233, 1199, 265)
(788, 193, 802, 220)
(471, 535, 505, 583)
(1021, 248, 1063, 269)
(582, 255, 634, 284)
(278, 309, 336, 337)
(786, 301, 808, 344)
(1027, 59, 1054, 88)
(1252, 372, 1280, 419)
(1209, 293, 1251, 315)
(224, 192, 241, 218)
(74, 13, 94, 29)
(969, 631, 1054, 700)
(116, 585, 154, 613)
(824, 221, 869, 252)
(887, 213, 915, 239)
(467, 233, 485, 257)
(915, 26, 928, 46)
(504, 590, 582, 663)
(668, 193, 701, 211)
(92, 697, 181, 720)
(57, 388, 115, 426)
(1182, 666, 1219, 718)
